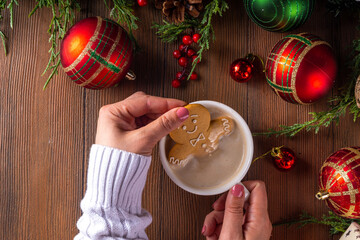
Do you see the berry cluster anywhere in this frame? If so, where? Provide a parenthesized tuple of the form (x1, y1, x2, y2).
(172, 34, 201, 88)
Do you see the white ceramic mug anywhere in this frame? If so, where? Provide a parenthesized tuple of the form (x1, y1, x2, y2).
(159, 100, 254, 199)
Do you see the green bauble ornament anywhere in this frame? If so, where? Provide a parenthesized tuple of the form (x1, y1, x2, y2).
(244, 0, 314, 32)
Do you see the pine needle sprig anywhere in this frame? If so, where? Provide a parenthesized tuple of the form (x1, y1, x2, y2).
(255, 10, 360, 138)
(189, 0, 229, 77)
(29, 0, 80, 89)
(0, 0, 18, 55)
(105, 0, 139, 49)
(152, 18, 201, 43)
(274, 211, 360, 236)
(327, 0, 360, 17)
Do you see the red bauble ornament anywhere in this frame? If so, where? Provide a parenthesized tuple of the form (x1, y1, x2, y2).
(271, 147, 296, 170)
(265, 33, 337, 104)
(60, 17, 134, 90)
(230, 58, 254, 83)
(316, 147, 360, 219)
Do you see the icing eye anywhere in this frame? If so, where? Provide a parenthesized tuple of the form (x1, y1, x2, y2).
(202, 144, 207, 148)
(182, 126, 187, 130)
(192, 119, 197, 124)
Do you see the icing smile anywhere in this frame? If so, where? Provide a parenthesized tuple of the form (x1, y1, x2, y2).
(186, 126, 198, 134)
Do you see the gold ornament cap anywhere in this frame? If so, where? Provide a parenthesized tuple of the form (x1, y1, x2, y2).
(316, 190, 329, 200)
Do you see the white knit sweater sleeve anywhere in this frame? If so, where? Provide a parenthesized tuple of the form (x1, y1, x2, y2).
(74, 144, 152, 240)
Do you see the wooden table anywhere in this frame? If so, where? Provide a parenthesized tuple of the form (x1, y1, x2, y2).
(1, 1, 359, 239)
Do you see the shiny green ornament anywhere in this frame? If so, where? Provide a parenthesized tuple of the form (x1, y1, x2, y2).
(244, 0, 314, 32)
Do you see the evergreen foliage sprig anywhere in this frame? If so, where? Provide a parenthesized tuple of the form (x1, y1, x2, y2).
(327, 0, 360, 17)
(255, 9, 360, 138)
(274, 211, 360, 236)
(0, 0, 18, 55)
(153, 0, 229, 79)
(29, 0, 80, 89)
(105, 0, 139, 49)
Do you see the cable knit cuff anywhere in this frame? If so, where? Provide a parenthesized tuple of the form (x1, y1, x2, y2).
(82, 144, 151, 214)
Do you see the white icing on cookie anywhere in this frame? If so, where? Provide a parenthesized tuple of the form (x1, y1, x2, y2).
(190, 132, 205, 147)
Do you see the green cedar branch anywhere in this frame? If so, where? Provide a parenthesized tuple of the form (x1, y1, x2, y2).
(105, 0, 139, 49)
(153, 0, 229, 80)
(29, 0, 80, 90)
(0, 0, 18, 55)
(274, 211, 360, 236)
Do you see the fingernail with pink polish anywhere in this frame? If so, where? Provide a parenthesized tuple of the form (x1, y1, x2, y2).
(176, 107, 189, 121)
(201, 225, 206, 235)
(231, 184, 244, 198)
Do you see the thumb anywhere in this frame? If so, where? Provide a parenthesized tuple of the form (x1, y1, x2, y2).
(220, 184, 245, 240)
(141, 107, 189, 144)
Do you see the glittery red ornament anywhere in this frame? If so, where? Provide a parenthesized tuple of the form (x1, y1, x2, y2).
(265, 33, 337, 104)
(253, 146, 296, 171)
(316, 147, 360, 219)
(271, 147, 296, 170)
(230, 58, 254, 83)
(60, 17, 135, 90)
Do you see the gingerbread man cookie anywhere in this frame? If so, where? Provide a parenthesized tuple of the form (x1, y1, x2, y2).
(168, 104, 234, 166)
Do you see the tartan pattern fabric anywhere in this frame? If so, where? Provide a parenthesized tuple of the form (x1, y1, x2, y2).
(265, 33, 335, 104)
(62, 17, 133, 89)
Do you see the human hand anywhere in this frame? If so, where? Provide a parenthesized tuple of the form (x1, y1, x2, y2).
(95, 91, 189, 156)
(202, 181, 272, 240)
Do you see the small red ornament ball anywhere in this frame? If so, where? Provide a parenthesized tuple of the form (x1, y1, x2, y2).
(182, 35, 193, 45)
(230, 58, 254, 83)
(265, 33, 337, 104)
(178, 57, 188, 67)
(173, 49, 181, 59)
(192, 33, 201, 43)
(60, 17, 134, 89)
(190, 72, 198, 80)
(137, 0, 148, 6)
(172, 79, 181, 88)
(271, 147, 296, 170)
(316, 147, 360, 219)
(187, 48, 196, 57)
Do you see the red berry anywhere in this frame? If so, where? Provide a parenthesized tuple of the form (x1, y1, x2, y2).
(192, 55, 200, 64)
(187, 48, 196, 57)
(172, 79, 181, 88)
(190, 72, 198, 80)
(137, 0, 147, 6)
(192, 33, 201, 43)
(182, 35, 193, 45)
(173, 49, 181, 59)
(176, 71, 187, 81)
(178, 57, 188, 67)
(179, 44, 187, 52)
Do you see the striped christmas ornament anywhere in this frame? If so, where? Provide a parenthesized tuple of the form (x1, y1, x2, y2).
(265, 33, 337, 104)
(244, 0, 314, 32)
(316, 147, 360, 219)
(60, 16, 135, 90)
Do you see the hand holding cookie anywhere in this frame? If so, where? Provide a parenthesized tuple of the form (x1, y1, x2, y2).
(168, 104, 234, 165)
(95, 91, 189, 156)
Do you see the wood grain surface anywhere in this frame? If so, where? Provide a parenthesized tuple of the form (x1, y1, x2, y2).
(0, 1, 359, 239)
